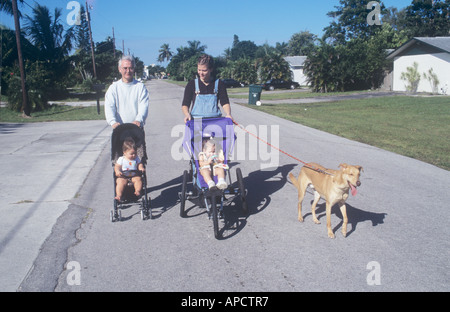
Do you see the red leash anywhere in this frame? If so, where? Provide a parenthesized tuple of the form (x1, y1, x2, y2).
(232, 119, 334, 176)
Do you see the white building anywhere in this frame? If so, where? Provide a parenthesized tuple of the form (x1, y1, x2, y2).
(284, 56, 308, 86)
(387, 37, 450, 94)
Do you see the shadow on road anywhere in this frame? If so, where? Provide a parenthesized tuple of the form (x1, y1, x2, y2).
(0, 123, 26, 134)
(304, 202, 387, 237)
(217, 164, 298, 240)
(147, 175, 183, 219)
(245, 164, 297, 215)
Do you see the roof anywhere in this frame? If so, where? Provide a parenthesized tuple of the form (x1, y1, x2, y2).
(387, 37, 450, 59)
(284, 56, 307, 67)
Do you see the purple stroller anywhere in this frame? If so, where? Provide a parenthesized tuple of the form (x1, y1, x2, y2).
(179, 117, 247, 239)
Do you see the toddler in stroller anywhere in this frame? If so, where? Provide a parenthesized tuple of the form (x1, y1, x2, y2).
(114, 138, 145, 201)
(110, 123, 151, 221)
(199, 138, 228, 190)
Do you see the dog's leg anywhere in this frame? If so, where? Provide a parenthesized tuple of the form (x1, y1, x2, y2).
(289, 173, 304, 222)
(326, 203, 335, 239)
(297, 187, 305, 222)
(339, 203, 348, 237)
(311, 191, 321, 224)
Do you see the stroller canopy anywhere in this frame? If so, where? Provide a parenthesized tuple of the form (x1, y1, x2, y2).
(183, 117, 235, 161)
(111, 123, 147, 165)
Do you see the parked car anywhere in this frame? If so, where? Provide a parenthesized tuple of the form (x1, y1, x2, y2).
(261, 79, 299, 91)
(222, 78, 244, 88)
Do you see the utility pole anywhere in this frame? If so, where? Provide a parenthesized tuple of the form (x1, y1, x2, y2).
(85, 1, 97, 78)
(112, 27, 116, 59)
(11, 0, 30, 117)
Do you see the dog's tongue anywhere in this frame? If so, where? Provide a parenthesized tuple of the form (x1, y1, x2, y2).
(349, 183, 358, 196)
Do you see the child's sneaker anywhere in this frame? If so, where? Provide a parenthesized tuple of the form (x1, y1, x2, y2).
(216, 179, 228, 190)
(207, 180, 216, 189)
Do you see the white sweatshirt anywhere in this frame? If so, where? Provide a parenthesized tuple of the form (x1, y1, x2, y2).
(104, 79, 149, 126)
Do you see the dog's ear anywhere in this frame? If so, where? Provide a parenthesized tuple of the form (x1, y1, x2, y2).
(355, 165, 364, 172)
(339, 163, 348, 170)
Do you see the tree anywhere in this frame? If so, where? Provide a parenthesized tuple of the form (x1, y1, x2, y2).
(218, 58, 257, 85)
(259, 52, 291, 82)
(158, 43, 172, 63)
(24, 4, 74, 62)
(23, 4, 74, 97)
(230, 39, 258, 61)
(401, 0, 450, 37)
(323, 0, 387, 44)
(303, 40, 341, 92)
(1, 0, 30, 116)
(166, 41, 207, 81)
(288, 30, 317, 56)
(74, 5, 90, 54)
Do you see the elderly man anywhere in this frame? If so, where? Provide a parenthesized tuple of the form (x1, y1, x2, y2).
(105, 55, 149, 129)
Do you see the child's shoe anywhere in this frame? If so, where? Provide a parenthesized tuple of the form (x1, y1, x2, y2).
(207, 180, 216, 189)
(216, 179, 228, 190)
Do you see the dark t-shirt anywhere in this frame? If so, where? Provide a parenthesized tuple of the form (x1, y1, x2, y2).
(182, 78, 230, 110)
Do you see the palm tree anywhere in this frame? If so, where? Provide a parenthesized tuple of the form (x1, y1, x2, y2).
(23, 4, 74, 91)
(24, 4, 73, 62)
(259, 52, 291, 82)
(157, 43, 172, 63)
(0, 0, 30, 116)
(186, 40, 206, 55)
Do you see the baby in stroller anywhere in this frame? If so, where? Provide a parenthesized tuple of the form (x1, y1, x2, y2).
(199, 138, 228, 190)
(114, 137, 145, 201)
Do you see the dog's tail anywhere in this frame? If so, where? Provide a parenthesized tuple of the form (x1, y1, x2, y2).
(288, 172, 300, 190)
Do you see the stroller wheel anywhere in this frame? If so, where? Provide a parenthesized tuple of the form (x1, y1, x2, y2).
(140, 197, 152, 220)
(180, 170, 188, 217)
(211, 194, 221, 239)
(236, 168, 248, 215)
(110, 209, 122, 222)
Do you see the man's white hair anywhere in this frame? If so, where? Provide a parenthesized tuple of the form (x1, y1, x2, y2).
(118, 55, 135, 68)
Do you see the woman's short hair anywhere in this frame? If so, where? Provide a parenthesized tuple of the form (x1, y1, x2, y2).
(197, 54, 214, 70)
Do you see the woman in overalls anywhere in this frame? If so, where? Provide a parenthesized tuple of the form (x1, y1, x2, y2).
(182, 54, 233, 123)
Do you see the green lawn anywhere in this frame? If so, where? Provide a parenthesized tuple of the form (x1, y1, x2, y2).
(244, 95, 450, 171)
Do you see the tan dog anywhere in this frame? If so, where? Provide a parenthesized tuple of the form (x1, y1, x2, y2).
(289, 163, 363, 238)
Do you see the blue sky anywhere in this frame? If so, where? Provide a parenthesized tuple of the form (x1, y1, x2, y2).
(1, 0, 413, 66)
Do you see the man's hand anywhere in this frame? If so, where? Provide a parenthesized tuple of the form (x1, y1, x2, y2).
(132, 121, 141, 128)
(112, 122, 121, 129)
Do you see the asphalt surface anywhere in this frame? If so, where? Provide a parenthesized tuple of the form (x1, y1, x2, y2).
(2, 80, 449, 294)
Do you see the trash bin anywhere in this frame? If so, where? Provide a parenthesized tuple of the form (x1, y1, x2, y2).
(248, 84, 262, 105)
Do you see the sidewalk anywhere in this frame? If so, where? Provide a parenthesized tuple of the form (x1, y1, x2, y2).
(0, 120, 111, 291)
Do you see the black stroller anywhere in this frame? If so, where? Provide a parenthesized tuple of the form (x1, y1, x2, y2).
(179, 117, 247, 239)
(110, 123, 151, 221)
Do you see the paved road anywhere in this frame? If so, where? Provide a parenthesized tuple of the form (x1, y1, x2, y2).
(7, 80, 450, 293)
(0, 120, 110, 292)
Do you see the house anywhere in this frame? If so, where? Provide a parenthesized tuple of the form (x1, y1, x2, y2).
(387, 37, 450, 94)
(284, 56, 308, 86)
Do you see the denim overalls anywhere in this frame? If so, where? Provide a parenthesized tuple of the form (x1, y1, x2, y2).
(190, 78, 222, 118)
